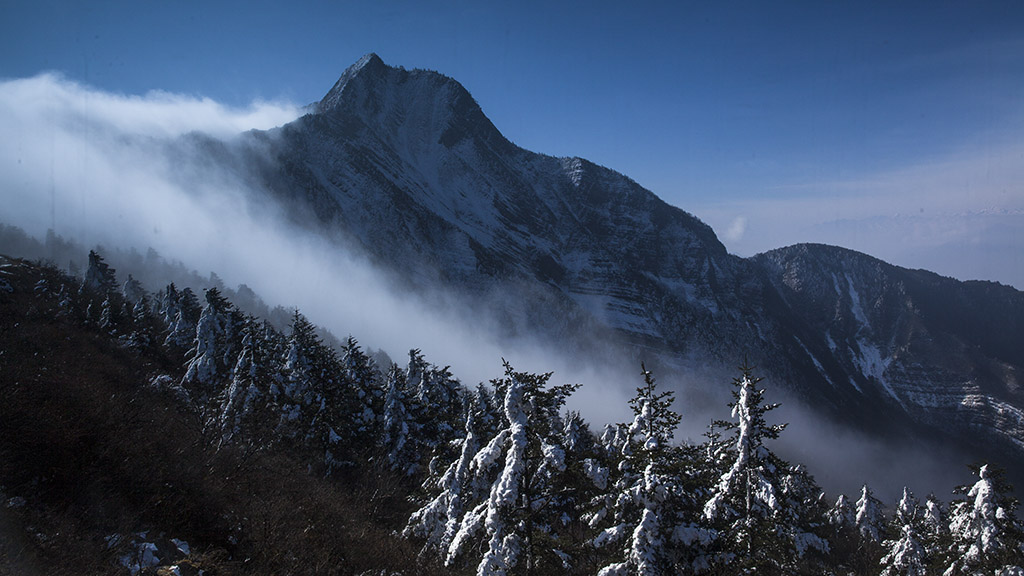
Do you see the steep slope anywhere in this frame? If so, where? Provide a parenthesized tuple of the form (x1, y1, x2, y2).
(754, 244, 1024, 456)
(0, 254, 447, 575)
(201, 54, 1023, 464)
(237, 55, 773, 358)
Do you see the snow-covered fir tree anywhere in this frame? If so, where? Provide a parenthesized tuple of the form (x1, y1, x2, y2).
(856, 484, 885, 543)
(407, 351, 465, 462)
(381, 364, 418, 475)
(120, 274, 145, 306)
(944, 464, 1023, 575)
(182, 287, 235, 397)
(163, 286, 201, 350)
(776, 464, 830, 566)
(828, 494, 857, 531)
(702, 364, 790, 572)
(880, 487, 928, 576)
(81, 249, 117, 295)
(341, 336, 381, 439)
(921, 494, 949, 564)
(406, 385, 496, 556)
(280, 310, 322, 405)
(217, 315, 278, 444)
(825, 491, 866, 573)
(443, 362, 579, 575)
(592, 365, 704, 575)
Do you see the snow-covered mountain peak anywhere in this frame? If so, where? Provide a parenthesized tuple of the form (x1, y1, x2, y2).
(318, 52, 388, 112)
(313, 53, 504, 159)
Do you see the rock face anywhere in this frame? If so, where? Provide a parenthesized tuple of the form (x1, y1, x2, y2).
(755, 244, 1024, 454)
(219, 54, 1023, 464)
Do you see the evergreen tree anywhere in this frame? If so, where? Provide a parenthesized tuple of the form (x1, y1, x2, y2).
(944, 464, 1023, 575)
(120, 274, 145, 306)
(340, 336, 380, 440)
(218, 315, 277, 444)
(164, 286, 200, 350)
(444, 362, 579, 575)
(826, 493, 861, 572)
(81, 249, 117, 295)
(703, 364, 790, 572)
(124, 293, 156, 351)
(381, 364, 418, 475)
(98, 293, 118, 333)
(593, 365, 703, 575)
(856, 484, 885, 543)
(406, 385, 495, 555)
(182, 287, 234, 399)
(280, 310, 321, 405)
(777, 465, 831, 570)
(827, 494, 856, 531)
(880, 488, 928, 576)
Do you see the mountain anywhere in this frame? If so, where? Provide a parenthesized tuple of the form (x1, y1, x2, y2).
(200, 54, 1022, 469)
(755, 244, 1024, 451)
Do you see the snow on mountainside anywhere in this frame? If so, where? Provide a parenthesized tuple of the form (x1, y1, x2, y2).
(755, 244, 1024, 454)
(198, 54, 1024, 467)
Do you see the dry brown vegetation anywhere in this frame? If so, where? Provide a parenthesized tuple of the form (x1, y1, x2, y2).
(0, 256, 450, 575)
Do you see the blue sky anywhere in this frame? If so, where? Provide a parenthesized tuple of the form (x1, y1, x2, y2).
(2, 1, 1023, 287)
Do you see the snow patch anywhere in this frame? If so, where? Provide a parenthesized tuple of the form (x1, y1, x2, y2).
(845, 273, 870, 329)
(795, 337, 833, 388)
(852, 339, 904, 409)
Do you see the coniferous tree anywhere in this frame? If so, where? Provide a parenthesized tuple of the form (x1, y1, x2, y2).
(381, 364, 418, 475)
(164, 286, 201, 350)
(944, 464, 1023, 575)
(702, 364, 789, 572)
(406, 385, 496, 556)
(826, 492, 862, 572)
(218, 315, 277, 444)
(341, 336, 380, 440)
(98, 293, 118, 333)
(280, 310, 321, 405)
(182, 287, 234, 400)
(81, 249, 117, 295)
(593, 365, 703, 575)
(920, 494, 949, 570)
(777, 465, 831, 572)
(121, 274, 145, 306)
(124, 293, 156, 351)
(879, 487, 929, 576)
(416, 361, 466, 460)
(855, 484, 885, 544)
(444, 362, 579, 575)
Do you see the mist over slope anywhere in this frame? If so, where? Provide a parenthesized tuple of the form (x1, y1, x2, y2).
(2, 55, 1023, 498)
(213, 54, 1024, 479)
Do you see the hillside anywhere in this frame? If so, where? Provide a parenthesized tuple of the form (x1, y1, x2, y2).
(0, 254, 444, 575)
(1, 253, 1021, 574)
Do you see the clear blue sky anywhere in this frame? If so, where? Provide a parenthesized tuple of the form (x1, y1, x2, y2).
(3, 1, 1023, 286)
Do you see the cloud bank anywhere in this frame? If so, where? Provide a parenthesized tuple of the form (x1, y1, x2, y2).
(0, 72, 639, 427)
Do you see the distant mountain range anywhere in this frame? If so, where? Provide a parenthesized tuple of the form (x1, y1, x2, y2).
(188, 53, 1024, 470)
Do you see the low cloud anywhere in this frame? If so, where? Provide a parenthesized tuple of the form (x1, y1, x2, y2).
(0, 72, 301, 139)
(723, 215, 746, 242)
(0, 72, 639, 428)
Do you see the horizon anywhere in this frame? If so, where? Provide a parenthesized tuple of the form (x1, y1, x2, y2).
(2, 2, 1023, 289)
